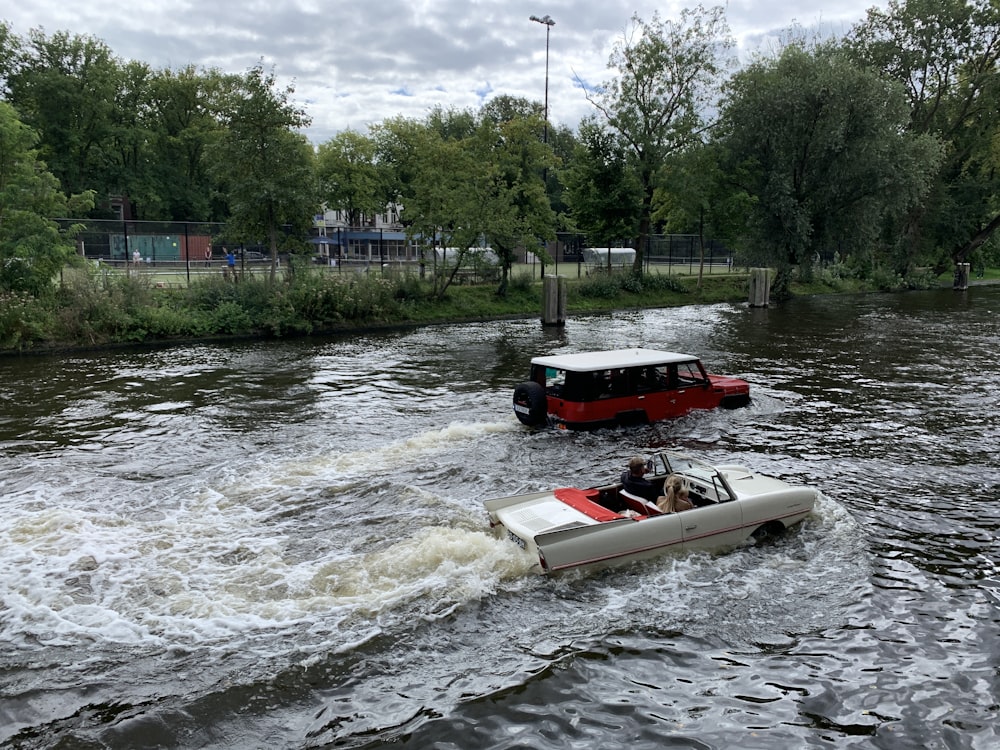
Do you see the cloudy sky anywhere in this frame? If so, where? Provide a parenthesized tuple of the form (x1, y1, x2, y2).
(4, 0, 887, 144)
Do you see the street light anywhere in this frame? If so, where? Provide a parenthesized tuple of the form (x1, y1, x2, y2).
(529, 14, 555, 144)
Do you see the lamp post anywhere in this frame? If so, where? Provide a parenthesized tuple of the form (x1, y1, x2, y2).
(529, 14, 555, 144)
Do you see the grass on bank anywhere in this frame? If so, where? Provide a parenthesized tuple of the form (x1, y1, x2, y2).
(0, 261, 963, 352)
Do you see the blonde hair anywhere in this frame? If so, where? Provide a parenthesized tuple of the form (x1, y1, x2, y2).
(657, 474, 690, 513)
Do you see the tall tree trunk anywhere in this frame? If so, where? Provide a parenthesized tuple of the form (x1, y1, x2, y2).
(697, 206, 705, 289)
(632, 180, 654, 276)
(268, 215, 278, 283)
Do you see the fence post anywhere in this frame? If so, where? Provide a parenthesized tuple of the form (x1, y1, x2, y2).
(542, 274, 567, 326)
(748, 268, 771, 307)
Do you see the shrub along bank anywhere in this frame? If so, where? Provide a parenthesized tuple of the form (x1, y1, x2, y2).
(0, 263, 943, 354)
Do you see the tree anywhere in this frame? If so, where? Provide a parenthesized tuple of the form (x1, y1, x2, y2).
(0, 102, 93, 297)
(482, 95, 568, 226)
(375, 109, 555, 297)
(103, 59, 159, 218)
(585, 6, 734, 274)
(653, 141, 749, 287)
(718, 42, 941, 287)
(847, 0, 1000, 273)
(406, 126, 483, 297)
(145, 65, 226, 222)
(316, 130, 384, 227)
(0, 21, 19, 98)
(474, 113, 556, 295)
(208, 64, 318, 280)
(563, 119, 643, 249)
(480, 94, 542, 125)
(6, 29, 122, 205)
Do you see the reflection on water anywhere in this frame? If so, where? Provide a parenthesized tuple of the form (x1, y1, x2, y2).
(0, 286, 998, 748)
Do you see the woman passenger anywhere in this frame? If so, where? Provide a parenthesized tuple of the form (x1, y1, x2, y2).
(657, 474, 693, 513)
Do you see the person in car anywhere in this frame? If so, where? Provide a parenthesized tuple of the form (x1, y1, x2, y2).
(621, 455, 660, 504)
(657, 474, 693, 513)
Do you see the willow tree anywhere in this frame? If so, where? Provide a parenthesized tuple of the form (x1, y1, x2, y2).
(847, 0, 1000, 275)
(718, 42, 942, 289)
(209, 64, 318, 280)
(584, 5, 733, 274)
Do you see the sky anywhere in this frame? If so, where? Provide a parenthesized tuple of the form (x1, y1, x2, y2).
(2, 0, 888, 144)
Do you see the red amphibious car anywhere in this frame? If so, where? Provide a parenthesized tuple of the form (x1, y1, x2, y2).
(512, 348, 750, 430)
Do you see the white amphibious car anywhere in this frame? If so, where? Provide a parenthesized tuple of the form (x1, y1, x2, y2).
(485, 451, 818, 574)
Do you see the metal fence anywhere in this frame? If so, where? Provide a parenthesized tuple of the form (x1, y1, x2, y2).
(57, 219, 741, 280)
(541, 232, 738, 277)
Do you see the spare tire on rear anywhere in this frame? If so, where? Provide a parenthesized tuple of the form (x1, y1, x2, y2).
(512, 381, 548, 427)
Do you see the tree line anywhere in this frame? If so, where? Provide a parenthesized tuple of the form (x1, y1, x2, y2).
(2, 0, 999, 305)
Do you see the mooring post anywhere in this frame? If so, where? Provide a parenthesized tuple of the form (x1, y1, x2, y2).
(953, 262, 970, 291)
(748, 268, 771, 308)
(542, 274, 567, 326)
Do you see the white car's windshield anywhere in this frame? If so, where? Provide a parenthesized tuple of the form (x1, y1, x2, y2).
(659, 452, 734, 503)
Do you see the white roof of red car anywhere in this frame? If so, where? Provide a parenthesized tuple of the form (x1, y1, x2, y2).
(530, 348, 697, 372)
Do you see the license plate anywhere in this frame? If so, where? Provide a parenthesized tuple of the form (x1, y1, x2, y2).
(507, 530, 526, 549)
(512, 403, 530, 415)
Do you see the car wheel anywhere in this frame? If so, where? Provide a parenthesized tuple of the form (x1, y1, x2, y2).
(512, 381, 547, 426)
(751, 521, 786, 545)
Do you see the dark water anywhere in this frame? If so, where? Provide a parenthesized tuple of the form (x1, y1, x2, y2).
(1, 287, 998, 749)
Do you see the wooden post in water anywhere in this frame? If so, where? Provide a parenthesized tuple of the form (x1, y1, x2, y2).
(953, 262, 970, 290)
(542, 274, 567, 326)
(748, 268, 771, 307)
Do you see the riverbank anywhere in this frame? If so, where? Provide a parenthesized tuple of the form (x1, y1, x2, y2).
(2, 265, 991, 356)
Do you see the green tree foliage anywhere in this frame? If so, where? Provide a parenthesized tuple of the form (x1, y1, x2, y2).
(0, 102, 94, 296)
(847, 0, 1000, 272)
(481, 95, 573, 225)
(480, 94, 542, 125)
(6, 29, 122, 204)
(104, 59, 159, 218)
(718, 42, 942, 283)
(208, 64, 319, 280)
(653, 141, 750, 287)
(474, 113, 556, 295)
(146, 66, 225, 221)
(0, 22, 19, 97)
(563, 119, 642, 246)
(6, 25, 227, 222)
(543, 123, 576, 226)
(371, 115, 437, 280)
(375, 108, 555, 297)
(585, 6, 734, 273)
(316, 130, 384, 227)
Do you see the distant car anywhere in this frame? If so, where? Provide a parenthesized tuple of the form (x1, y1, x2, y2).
(243, 251, 266, 261)
(512, 348, 750, 430)
(485, 450, 818, 574)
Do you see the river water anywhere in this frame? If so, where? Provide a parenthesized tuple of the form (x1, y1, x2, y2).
(1, 286, 998, 749)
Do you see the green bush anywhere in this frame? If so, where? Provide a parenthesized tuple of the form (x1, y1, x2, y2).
(506, 273, 534, 295)
(135, 305, 212, 338)
(577, 271, 628, 298)
(211, 301, 254, 334)
(577, 270, 688, 298)
(871, 266, 905, 292)
(393, 272, 430, 302)
(0, 291, 54, 348)
(641, 273, 687, 293)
